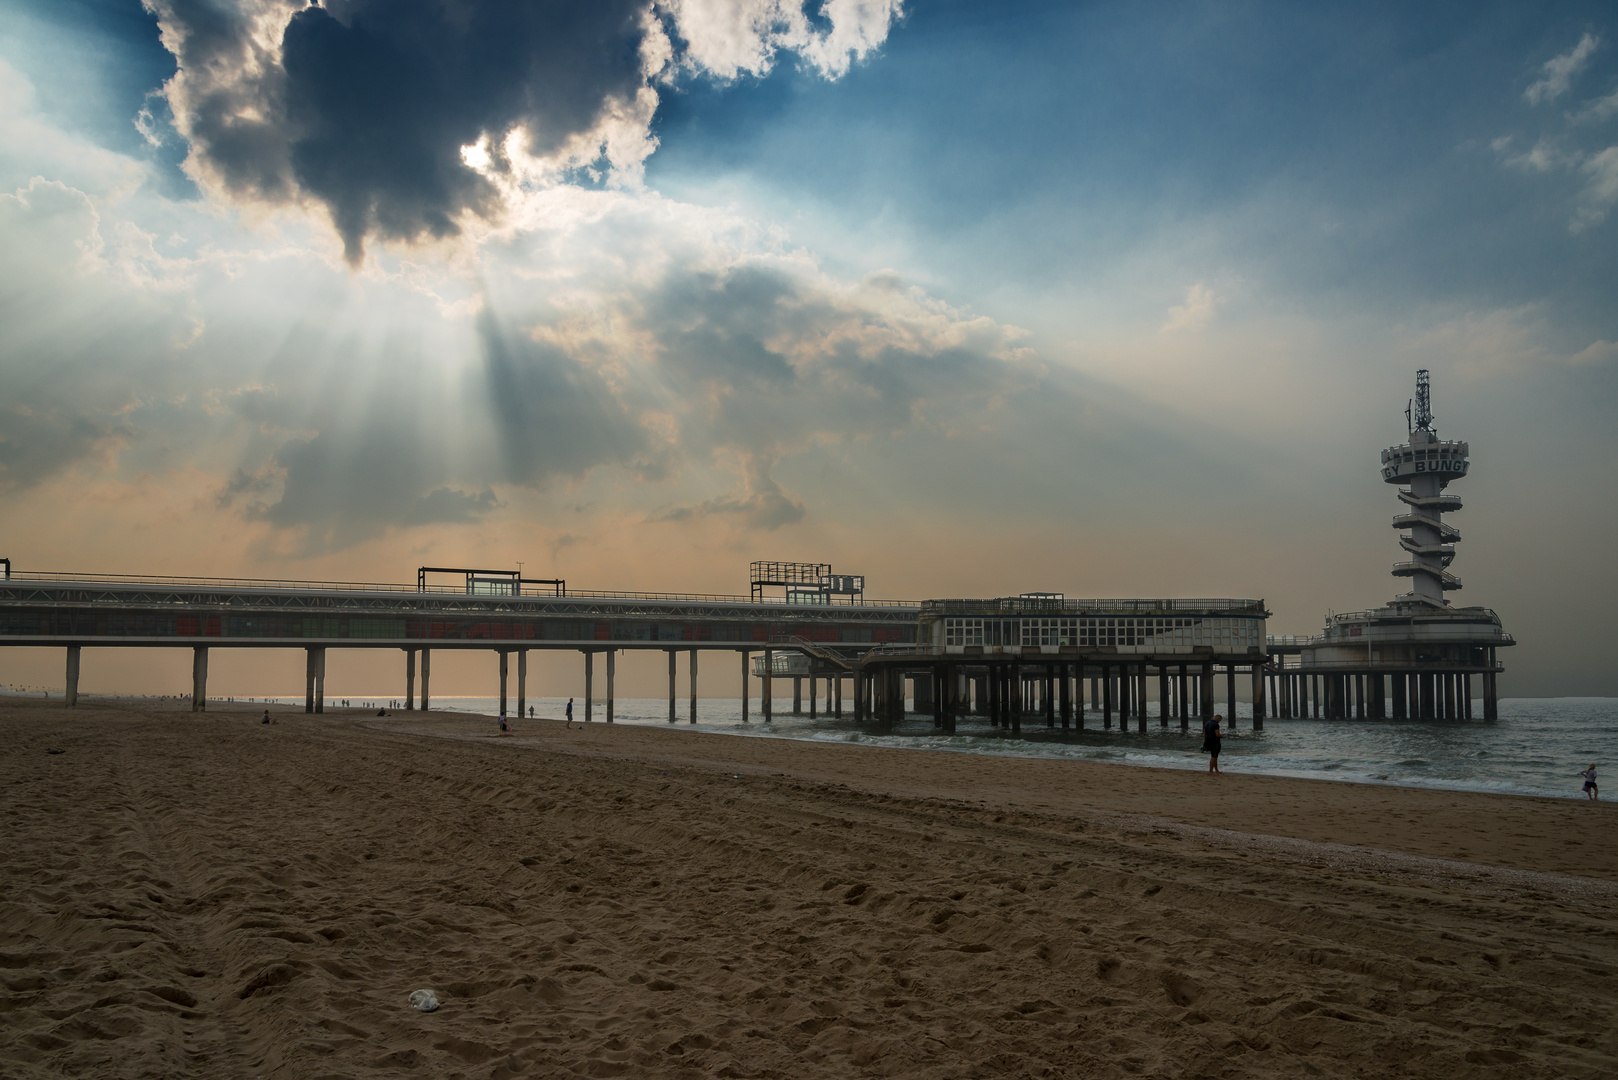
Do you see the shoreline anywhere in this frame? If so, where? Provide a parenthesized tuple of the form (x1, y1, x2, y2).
(40, 689, 1609, 806)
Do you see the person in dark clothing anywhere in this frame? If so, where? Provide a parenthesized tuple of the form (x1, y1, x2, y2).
(1202, 714, 1223, 774)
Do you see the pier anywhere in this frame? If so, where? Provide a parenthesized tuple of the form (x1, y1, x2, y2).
(0, 563, 913, 719)
(2, 373, 1517, 734)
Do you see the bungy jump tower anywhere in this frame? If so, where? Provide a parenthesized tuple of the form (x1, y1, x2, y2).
(1269, 370, 1514, 720)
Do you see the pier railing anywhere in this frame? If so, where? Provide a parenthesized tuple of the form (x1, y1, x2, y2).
(1, 571, 921, 609)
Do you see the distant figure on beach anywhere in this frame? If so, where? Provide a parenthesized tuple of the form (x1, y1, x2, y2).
(499, 712, 508, 732)
(528, 705, 535, 719)
(566, 697, 574, 725)
(1581, 764, 1598, 801)
(1203, 714, 1223, 774)
(262, 709, 271, 725)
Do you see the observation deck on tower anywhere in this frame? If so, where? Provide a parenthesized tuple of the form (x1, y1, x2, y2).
(1380, 368, 1469, 603)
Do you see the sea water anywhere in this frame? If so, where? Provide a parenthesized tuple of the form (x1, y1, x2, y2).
(300, 693, 1614, 803)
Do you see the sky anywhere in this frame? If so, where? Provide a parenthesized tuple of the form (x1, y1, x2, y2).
(1, 0, 1616, 698)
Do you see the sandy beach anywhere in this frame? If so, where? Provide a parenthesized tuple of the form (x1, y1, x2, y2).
(2, 697, 1615, 1079)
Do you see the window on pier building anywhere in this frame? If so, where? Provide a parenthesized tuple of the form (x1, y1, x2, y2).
(1019, 617, 1078, 646)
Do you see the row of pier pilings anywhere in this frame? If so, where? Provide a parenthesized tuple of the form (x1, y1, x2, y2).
(53, 642, 850, 721)
(48, 644, 1497, 726)
(850, 657, 1270, 734)
(1262, 665, 1498, 721)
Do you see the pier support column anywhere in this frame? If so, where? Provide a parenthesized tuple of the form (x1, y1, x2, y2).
(1252, 663, 1265, 731)
(763, 649, 773, 723)
(810, 672, 818, 718)
(306, 649, 317, 713)
(1484, 670, 1498, 720)
(1010, 664, 1022, 734)
(1158, 665, 1169, 727)
(1101, 663, 1113, 729)
(1463, 672, 1473, 720)
(1226, 666, 1237, 728)
(517, 649, 527, 722)
(834, 673, 842, 718)
(1059, 665, 1072, 728)
(192, 645, 209, 712)
(689, 649, 699, 723)
(314, 648, 325, 713)
(1045, 670, 1057, 728)
(65, 645, 80, 708)
(498, 650, 509, 719)
(943, 666, 957, 734)
(1135, 665, 1146, 732)
(740, 651, 749, 724)
(668, 649, 678, 724)
(1392, 672, 1407, 719)
(1200, 661, 1214, 720)
(605, 651, 615, 723)
(421, 648, 431, 711)
(986, 667, 997, 727)
(405, 648, 416, 710)
(1119, 667, 1130, 727)
(584, 651, 594, 722)
(793, 676, 803, 715)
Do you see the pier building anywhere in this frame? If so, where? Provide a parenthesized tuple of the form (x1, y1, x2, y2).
(836, 595, 1271, 735)
(1266, 371, 1513, 720)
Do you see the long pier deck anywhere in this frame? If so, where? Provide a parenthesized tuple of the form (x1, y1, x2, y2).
(0, 569, 917, 722)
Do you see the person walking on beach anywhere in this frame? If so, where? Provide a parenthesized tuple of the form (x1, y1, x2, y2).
(1202, 714, 1223, 774)
(1581, 763, 1598, 801)
(566, 697, 574, 726)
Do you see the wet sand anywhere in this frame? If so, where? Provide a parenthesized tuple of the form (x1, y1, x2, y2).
(2, 697, 1615, 1078)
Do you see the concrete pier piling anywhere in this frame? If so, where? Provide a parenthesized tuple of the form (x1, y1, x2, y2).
(421, 649, 431, 711)
(763, 648, 773, 723)
(517, 649, 527, 721)
(65, 645, 80, 708)
(689, 649, 698, 723)
(405, 648, 416, 710)
(584, 651, 594, 722)
(192, 645, 208, 712)
(668, 649, 677, 724)
(498, 649, 509, 718)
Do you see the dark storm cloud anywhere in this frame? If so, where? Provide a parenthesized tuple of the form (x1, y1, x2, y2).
(151, 0, 647, 262)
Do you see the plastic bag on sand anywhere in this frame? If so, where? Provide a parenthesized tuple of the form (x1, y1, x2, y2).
(408, 989, 440, 1012)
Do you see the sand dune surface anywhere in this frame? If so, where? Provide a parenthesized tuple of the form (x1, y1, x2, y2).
(2, 698, 1615, 1079)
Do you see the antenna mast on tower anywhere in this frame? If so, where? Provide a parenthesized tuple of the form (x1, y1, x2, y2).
(1413, 368, 1433, 433)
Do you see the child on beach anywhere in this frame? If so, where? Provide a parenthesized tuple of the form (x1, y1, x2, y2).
(1581, 764, 1598, 801)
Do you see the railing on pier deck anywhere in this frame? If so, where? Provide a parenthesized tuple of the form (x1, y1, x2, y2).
(0, 571, 921, 609)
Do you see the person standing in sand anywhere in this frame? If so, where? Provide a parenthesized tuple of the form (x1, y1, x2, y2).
(566, 697, 574, 726)
(1203, 714, 1223, 774)
(1581, 764, 1598, 801)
